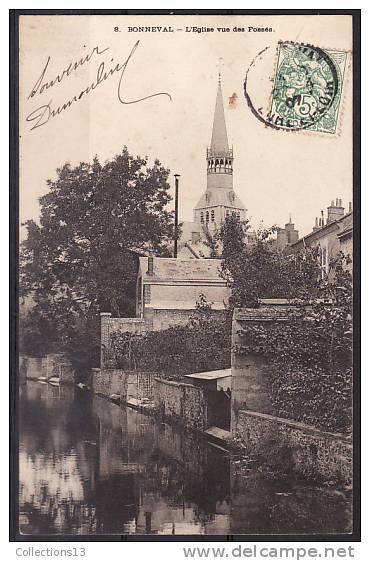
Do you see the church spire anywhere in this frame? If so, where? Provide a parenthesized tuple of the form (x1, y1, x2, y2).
(210, 78, 229, 152)
(193, 70, 246, 230)
(206, 75, 233, 190)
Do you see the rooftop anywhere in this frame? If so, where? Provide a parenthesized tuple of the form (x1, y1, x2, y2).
(139, 256, 225, 282)
(290, 212, 353, 247)
(185, 368, 231, 381)
(194, 188, 245, 211)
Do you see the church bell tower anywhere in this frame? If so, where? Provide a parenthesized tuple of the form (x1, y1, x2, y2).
(194, 74, 246, 231)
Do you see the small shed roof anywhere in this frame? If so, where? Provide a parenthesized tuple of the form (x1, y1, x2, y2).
(185, 368, 231, 381)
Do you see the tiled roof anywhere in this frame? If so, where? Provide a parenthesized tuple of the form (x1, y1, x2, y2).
(291, 212, 353, 247)
(194, 188, 245, 210)
(139, 256, 224, 282)
(337, 224, 353, 240)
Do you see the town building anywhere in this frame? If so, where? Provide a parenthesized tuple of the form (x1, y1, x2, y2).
(136, 255, 229, 330)
(100, 255, 230, 365)
(290, 199, 353, 277)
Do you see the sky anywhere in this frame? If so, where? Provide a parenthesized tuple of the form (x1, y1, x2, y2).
(19, 14, 353, 238)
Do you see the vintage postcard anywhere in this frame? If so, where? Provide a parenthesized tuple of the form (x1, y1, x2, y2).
(11, 11, 359, 540)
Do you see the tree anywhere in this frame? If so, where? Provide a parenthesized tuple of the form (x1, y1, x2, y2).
(202, 224, 221, 258)
(20, 148, 175, 366)
(218, 214, 322, 307)
(218, 214, 353, 433)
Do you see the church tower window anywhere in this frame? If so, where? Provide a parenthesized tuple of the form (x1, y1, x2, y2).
(206, 211, 209, 223)
(200, 212, 204, 223)
(211, 210, 215, 222)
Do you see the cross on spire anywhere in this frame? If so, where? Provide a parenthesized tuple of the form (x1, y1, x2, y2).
(218, 57, 223, 84)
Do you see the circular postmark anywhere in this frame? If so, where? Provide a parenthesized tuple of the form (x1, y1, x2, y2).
(244, 42, 341, 133)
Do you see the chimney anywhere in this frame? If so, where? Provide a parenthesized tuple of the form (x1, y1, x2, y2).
(284, 216, 299, 244)
(313, 217, 320, 232)
(349, 201, 352, 213)
(327, 198, 345, 224)
(147, 255, 154, 275)
(276, 227, 288, 249)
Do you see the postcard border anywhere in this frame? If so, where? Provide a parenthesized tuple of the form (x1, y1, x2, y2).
(9, 8, 361, 543)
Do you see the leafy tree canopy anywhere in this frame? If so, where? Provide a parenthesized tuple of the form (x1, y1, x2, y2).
(20, 148, 175, 363)
(218, 214, 323, 307)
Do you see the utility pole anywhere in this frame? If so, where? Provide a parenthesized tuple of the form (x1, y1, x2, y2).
(174, 174, 180, 258)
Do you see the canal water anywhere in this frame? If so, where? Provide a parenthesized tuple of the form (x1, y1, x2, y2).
(19, 381, 352, 536)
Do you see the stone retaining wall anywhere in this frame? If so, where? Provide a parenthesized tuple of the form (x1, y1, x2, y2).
(235, 409, 352, 483)
(231, 303, 300, 429)
(92, 368, 128, 401)
(59, 364, 75, 384)
(19, 354, 75, 384)
(19, 356, 43, 381)
(100, 313, 146, 368)
(153, 378, 208, 431)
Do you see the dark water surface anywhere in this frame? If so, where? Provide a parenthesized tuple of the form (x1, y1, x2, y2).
(19, 381, 352, 536)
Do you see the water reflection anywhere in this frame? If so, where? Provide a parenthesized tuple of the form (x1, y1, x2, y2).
(19, 382, 352, 535)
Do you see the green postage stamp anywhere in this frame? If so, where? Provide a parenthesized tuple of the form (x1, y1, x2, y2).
(267, 41, 348, 134)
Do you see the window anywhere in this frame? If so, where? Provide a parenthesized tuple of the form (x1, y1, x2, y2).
(137, 277, 142, 305)
(200, 212, 204, 223)
(211, 210, 215, 222)
(144, 285, 151, 304)
(319, 246, 328, 279)
(206, 211, 210, 223)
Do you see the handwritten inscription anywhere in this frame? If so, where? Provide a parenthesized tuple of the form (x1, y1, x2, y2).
(25, 41, 172, 131)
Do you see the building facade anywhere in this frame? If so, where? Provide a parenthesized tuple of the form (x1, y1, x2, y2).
(136, 255, 229, 330)
(290, 199, 353, 277)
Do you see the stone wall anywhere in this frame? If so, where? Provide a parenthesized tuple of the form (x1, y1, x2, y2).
(100, 313, 146, 368)
(92, 368, 128, 401)
(59, 364, 75, 384)
(127, 371, 155, 400)
(235, 410, 352, 484)
(231, 301, 352, 483)
(44, 354, 66, 378)
(148, 308, 225, 331)
(19, 354, 75, 384)
(100, 309, 226, 368)
(19, 356, 43, 380)
(153, 378, 208, 431)
(231, 302, 301, 431)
